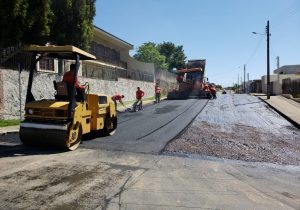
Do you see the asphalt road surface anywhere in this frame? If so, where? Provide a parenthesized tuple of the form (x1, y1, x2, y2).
(0, 99, 208, 155)
(82, 99, 208, 154)
(0, 96, 299, 209)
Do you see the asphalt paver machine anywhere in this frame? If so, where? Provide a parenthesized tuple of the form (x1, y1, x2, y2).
(167, 59, 207, 99)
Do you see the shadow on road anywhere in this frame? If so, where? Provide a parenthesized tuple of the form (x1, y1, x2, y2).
(0, 145, 65, 158)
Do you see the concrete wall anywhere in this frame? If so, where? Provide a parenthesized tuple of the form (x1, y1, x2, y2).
(262, 74, 300, 95)
(0, 69, 155, 119)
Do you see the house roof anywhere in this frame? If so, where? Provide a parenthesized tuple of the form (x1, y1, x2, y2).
(274, 65, 300, 74)
(93, 25, 133, 49)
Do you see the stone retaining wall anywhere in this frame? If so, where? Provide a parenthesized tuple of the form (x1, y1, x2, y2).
(0, 71, 4, 119)
(0, 69, 155, 119)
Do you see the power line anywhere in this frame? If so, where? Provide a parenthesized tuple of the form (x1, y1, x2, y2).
(244, 36, 264, 66)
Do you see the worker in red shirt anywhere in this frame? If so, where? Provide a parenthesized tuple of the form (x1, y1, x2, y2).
(62, 64, 86, 100)
(133, 87, 144, 111)
(111, 94, 126, 111)
(155, 83, 161, 103)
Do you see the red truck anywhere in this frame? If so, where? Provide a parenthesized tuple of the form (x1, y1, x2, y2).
(167, 59, 208, 99)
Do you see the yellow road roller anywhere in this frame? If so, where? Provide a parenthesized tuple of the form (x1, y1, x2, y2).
(20, 45, 117, 150)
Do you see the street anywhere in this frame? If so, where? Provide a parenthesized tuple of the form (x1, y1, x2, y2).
(166, 94, 300, 165)
(82, 99, 208, 154)
(0, 94, 299, 209)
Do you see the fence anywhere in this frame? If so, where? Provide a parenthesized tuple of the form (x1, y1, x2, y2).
(1, 52, 155, 83)
(82, 62, 154, 82)
(0, 51, 32, 70)
(282, 78, 300, 97)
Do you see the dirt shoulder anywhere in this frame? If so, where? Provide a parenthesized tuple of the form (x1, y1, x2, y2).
(165, 94, 300, 165)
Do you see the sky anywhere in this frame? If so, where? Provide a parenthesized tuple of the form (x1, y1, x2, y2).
(94, 0, 300, 87)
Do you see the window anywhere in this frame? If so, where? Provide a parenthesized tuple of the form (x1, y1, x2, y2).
(39, 58, 54, 71)
(99, 96, 107, 104)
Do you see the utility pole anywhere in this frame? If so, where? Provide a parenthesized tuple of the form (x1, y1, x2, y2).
(241, 77, 242, 92)
(276, 56, 280, 69)
(243, 64, 246, 93)
(266, 20, 270, 99)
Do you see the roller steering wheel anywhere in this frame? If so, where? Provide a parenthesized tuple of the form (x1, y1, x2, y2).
(84, 82, 90, 94)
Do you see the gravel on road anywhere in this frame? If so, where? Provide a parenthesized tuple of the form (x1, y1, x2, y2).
(165, 94, 300, 165)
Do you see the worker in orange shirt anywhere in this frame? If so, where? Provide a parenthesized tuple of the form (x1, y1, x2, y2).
(62, 64, 86, 101)
(209, 85, 217, 99)
(111, 94, 126, 111)
(155, 83, 161, 103)
(203, 84, 212, 99)
(133, 87, 144, 111)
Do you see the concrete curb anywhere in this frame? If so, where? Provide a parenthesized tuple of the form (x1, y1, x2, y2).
(0, 129, 19, 135)
(258, 97, 300, 129)
(0, 125, 20, 135)
(0, 131, 19, 135)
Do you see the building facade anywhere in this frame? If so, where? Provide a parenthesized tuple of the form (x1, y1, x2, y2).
(0, 26, 174, 119)
(261, 65, 300, 95)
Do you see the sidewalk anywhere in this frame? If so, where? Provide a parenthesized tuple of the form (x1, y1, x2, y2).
(258, 95, 300, 128)
(0, 125, 19, 135)
(117, 97, 166, 112)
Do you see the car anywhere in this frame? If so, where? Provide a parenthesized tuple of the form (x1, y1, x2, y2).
(222, 90, 227, 94)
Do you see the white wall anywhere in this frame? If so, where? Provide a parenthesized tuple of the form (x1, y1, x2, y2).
(261, 74, 300, 95)
(0, 69, 155, 119)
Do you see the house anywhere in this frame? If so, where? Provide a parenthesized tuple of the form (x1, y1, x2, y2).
(261, 65, 300, 95)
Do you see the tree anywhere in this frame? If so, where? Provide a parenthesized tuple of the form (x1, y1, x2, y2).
(0, 0, 53, 47)
(157, 42, 186, 71)
(216, 85, 223, 89)
(0, 0, 28, 47)
(51, 0, 96, 50)
(23, 0, 54, 45)
(0, 0, 96, 50)
(134, 42, 168, 71)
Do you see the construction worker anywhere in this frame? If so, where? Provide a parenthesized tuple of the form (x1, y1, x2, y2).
(63, 64, 85, 101)
(176, 74, 184, 83)
(209, 85, 217, 99)
(133, 87, 144, 111)
(111, 94, 126, 111)
(155, 83, 161, 103)
(204, 84, 212, 99)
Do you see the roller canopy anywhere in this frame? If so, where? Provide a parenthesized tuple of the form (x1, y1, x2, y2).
(23, 45, 96, 60)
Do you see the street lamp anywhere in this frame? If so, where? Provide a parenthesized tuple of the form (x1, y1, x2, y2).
(252, 32, 264, 35)
(252, 20, 271, 99)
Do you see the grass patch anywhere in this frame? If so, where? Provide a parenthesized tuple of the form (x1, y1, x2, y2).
(0, 119, 20, 127)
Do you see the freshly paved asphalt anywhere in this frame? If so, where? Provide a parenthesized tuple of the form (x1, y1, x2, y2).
(82, 99, 208, 154)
